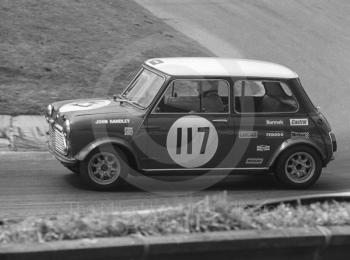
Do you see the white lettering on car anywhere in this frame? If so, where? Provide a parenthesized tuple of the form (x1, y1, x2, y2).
(239, 131, 258, 139)
(166, 116, 218, 168)
(149, 59, 163, 66)
(124, 127, 134, 136)
(266, 131, 284, 138)
(291, 132, 310, 138)
(109, 119, 130, 124)
(257, 145, 270, 152)
(95, 119, 108, 124)
(290, 118, 308, 126)
(266, 120, 284, 125)
(246, 158, 264, 165)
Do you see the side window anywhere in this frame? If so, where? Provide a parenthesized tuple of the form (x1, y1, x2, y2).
(155, 79, 229, 113)
(234, 80, 298, 113)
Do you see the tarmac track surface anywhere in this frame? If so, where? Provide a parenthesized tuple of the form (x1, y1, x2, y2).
(1, 0, 350, 218)
(0, 151, 348, 219)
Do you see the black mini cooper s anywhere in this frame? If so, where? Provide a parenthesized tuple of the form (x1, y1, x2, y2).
(46, 58, 337, 190)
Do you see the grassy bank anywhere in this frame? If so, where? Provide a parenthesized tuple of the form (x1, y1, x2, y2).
(1, 193, 350, 245)
(0, 0, 209, 115)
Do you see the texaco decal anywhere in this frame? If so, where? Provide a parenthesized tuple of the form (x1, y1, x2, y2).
(166, 116, 218, 168)
(266, 131, 284, 138)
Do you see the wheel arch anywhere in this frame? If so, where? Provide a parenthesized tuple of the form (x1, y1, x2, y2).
(75, 138, 141, 169)
(268, 139, 326, 169)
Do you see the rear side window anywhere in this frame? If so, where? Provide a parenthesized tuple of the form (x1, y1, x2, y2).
(234, 80, 298, 113)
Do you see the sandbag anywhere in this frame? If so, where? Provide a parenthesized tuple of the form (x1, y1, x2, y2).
(0, 138, 10, 150)
(11, 115, 48, 151)
(0, 115, 11, 138)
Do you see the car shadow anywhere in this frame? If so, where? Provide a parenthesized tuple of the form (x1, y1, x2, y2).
(63, 171, 281, 192)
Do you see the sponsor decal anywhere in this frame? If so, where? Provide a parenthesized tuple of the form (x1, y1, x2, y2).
(239, 130, 258, 139)
(109, 119, 130, 124)
(95, 119, 130, 125)
(167, 116, 218, 168)
(149, 59, 163, 66)
(266, 119, 284, 125)
(291, 132, 310, 139)
(124, 127, 133, 136)
(257, 145, 270, 152)
(290, 118, 309, 126)
(266, 131, 284, 138)
(59, 100, 111, 113)
(246, 158, 263, 165)
(95, 119, 108, 125)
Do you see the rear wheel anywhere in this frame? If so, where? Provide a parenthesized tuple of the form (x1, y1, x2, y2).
(81, 146, 128, 190)
(274, 145, 322, 189)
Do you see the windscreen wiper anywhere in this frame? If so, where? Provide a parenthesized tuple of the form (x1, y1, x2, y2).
(114, 95, 138, 106)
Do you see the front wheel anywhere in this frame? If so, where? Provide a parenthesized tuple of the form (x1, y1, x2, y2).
(274, 146, 322, 189)
(80, 146, 128, 190)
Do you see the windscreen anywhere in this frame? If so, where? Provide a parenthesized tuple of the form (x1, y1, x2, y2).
(123, 69, 165, 108)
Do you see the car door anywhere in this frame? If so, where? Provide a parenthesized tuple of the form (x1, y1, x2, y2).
(232, 79, 300, 168)
(141, 78, 235, 171)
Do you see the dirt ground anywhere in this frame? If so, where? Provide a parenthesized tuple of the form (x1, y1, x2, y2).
(0, 0, 209, 115)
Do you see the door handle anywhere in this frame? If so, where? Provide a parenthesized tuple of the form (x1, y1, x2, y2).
(212, 119, 228, 123)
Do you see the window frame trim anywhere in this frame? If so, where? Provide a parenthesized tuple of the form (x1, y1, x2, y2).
(232, 79, 300, 115)
(121, 66, 167, 110)
(151, 78, 231, 115)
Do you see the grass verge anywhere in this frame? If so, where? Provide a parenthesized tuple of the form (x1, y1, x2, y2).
(0, 0, 209, 115)
(1, 192, 350, 245)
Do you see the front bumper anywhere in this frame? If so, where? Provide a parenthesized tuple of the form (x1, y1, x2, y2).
(48, 142, 77, 165)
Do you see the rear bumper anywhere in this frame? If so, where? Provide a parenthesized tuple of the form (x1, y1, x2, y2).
(48, 142, 77, 165)
(329, 132, 337, 153)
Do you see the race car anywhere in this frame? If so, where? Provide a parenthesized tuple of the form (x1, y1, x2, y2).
(46, 57, 337, 190)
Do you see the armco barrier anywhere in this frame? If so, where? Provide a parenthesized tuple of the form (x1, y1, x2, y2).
(1, 226, 350, 260)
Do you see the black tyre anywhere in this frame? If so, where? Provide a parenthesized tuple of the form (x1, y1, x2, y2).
(274, 145, 322, 189)
(80, 146, 128, 190)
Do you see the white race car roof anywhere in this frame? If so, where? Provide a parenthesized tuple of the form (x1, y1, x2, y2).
(145, 57, 298, 79)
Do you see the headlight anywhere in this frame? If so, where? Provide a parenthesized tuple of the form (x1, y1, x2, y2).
(47, 104, 53, 117)
(64, 119, 71, 136)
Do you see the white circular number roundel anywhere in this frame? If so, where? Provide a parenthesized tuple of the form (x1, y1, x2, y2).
(166, 116, 218, 168)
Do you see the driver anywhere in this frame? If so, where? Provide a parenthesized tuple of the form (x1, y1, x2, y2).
(201, 81, 225, 112)
(164, 80, 225, 113)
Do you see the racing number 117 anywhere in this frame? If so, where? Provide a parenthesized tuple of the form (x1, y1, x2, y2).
(176, 127, 209, 155)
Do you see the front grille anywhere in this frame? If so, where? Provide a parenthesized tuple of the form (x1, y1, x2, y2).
(49, 125, 67, 155)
